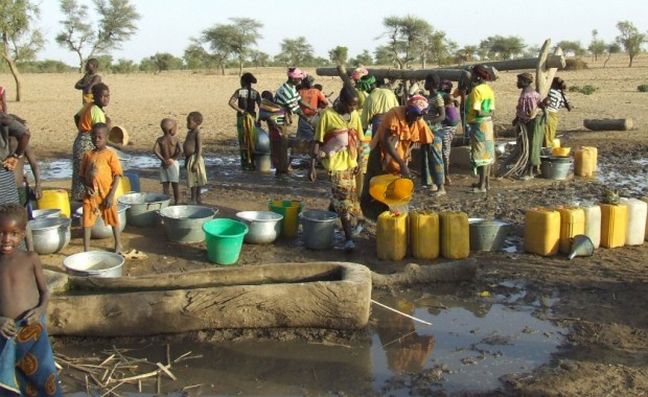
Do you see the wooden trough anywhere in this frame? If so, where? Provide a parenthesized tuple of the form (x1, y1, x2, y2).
(47, 262, 372, 336)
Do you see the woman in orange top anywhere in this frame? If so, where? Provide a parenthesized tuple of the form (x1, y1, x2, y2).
(360, 95, 432, 220)
(71, 83, 110, 201)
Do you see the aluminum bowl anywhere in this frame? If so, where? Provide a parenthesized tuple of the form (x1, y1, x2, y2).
(75, 204, 128, 239)
(159, 205, 218, 243)
(63, 251, 124, 278)
(236, 211, 283, 244)
(31, 209, 62, 219)
(29, 218, 71, 255)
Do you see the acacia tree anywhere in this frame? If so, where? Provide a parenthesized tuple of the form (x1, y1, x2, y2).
(0, 0, 44, 101)
(615, 20, 646, 67)
(56, 0, 140, 72)
(381, 15, 432, 69)
(588, 29, 606, 61)
(276, 37, 314, 66)
(202, 18, 262, 75)
(454, 45, 478, 64)
(328, 46, 348, 66)
(374, 45, 394, 66)
(557, 40, 585, 56)
(479, 35, 525, 59)
(603, 42, 622, 68)
(419, 30, 456, 67)
(349, 50, 373, 66)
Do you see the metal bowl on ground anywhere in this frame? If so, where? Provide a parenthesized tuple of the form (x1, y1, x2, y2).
(75, 204, 128, 239)
(469, 218, 511, 252)
(63, 251, 124, 278)
(29, 218, 71, 255)
(159, 205, 218, 243)
(118, 192, 170, 227)
(31, 209, 62, 219)
(236, 211, 283, 244)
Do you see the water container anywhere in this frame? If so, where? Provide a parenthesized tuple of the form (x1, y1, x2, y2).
(114, 176, 132, 200)
(469, 219, 511, 252)
(300, 210, 337, 250)
(552, 138, 561, 148)
(269, 200, 303, 238)
(124, 171, 140, 192)
(254, 153, 272, 173)
(642, 197, 648, 242)
(620, 198, 647, 246)
(540, 157, 573, 180)
(574, 146, 597, 177)
(203, 219, 248, 265)
(440, 211, 469, 259)
(524, 208, 560, 256)
(38, 189, 71, 218)
(376, 211, 408, 261)
(558, 207, 585, 254)
(600, 203, 628, 248)
(582, 204, 601, 249)
(409, 211, 439, 260)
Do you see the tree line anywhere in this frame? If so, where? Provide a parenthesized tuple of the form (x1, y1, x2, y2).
(0, 1, 646, 101)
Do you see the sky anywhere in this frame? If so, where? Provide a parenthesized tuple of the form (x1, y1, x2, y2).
(36, 0, 648, 65)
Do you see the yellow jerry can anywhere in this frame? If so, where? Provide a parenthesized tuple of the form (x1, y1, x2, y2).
(37, 189, 71, 218)
(600, 203, 628, 248)
(574, 146, 597, 177)
(440, 211, 469, 259)
(524, 208, 560, 256)
(377, 211, 408, 261)
(620, 198, 647, 246)
(558, 207, 585, 255)
(410, 211, 439, 260)
(114, 175, 132, 200)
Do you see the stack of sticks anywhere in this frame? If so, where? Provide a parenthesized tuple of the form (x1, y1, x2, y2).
(55, 344, 203, 396)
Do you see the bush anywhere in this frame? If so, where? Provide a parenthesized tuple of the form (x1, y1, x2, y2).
(638, 84, 648, 92)
(568, 85, 598, 95)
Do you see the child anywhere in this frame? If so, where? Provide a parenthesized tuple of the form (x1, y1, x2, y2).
(0, 203, 62, 397)
(441, 94, 460, 185)
(153, 118, 182, 204)
(513, 72, 543, 180)
(183, 112, 207, 204)
(543, 77, 572, 147)
(74, 58, 102, 105)
(80, 123, 123, 253)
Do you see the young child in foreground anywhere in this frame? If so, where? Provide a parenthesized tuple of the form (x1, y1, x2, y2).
(0, 203, 62, 397)
(80, 123, 123, 253)
(183, 112, 207, 204)
(153, 118, 182, 204)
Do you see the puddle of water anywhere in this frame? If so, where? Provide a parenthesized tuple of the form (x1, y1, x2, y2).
(57, 283, 564, 396)
(596, 158, 648, 197)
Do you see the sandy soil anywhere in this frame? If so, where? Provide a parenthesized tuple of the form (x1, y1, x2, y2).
(6, 54, 648, 396)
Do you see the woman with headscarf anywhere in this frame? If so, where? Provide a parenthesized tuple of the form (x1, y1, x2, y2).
(465, 65, 495, 193)
(360, 95, 432, 220)
(229, 72, 261, 170)
(296, 75, 328, 143)
(309, 85, 364, 251)
(513, 72, 544, 180)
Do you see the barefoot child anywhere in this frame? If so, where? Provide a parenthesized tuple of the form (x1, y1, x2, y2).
(0, 203, 62, 396)
(153, 118, 182, 204)
(80, 123, 123, 253)
(183, 112, 207, 204)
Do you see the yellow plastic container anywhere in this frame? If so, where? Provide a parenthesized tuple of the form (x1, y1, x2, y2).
(642, 197, 648, 242)
(440, 211, 469, 259)
(558, 207, 585, 254)
(552, 138, 561, 148)
(574, 146, 597, 177)
(269, 200, 303, 239)
(552, 147, 571, 157)
(410, 211, 440, 260)
(114, 176, 132, 200)
(524, 208, 560, 256)
(37, 189, 71, 218)
(600, 203, 628, 248)
(369, 174, 414, 207)
(376, 211, 408, 261)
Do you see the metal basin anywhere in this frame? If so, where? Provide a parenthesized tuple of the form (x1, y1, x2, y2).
(469, 218, 511, 252)
(236, 211, 283, 244)
(300, 210, 338, 250)
(159, 205, 218, 243)
(29, 218, 71, 255)
(32, 209, 62, 219)
(63, 251, 124, 278)
(118, 192, 170, 227)
(75, 204, 128, 239)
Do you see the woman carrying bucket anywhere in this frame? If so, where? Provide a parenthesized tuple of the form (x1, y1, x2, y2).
(309, 84, 364, 252)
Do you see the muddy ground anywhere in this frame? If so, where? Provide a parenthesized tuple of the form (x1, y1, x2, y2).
(8, 55, 648, 395)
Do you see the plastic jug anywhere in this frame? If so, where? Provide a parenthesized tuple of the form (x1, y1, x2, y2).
(620, 198, 647, 246)
(558, 207, 585, 254)
(114, 176, 132, 200)
(409, 211, 439, 260)
(582, 204, 601, 249)
(37, 189, 71, 218)
(574, 146, 597, 177)
(440, 211, 469, 259)
(376, 211, 408, 261)
(600, 203, 628, 248)
(524, 208, 560, 256)
(269, 200, 303, 239)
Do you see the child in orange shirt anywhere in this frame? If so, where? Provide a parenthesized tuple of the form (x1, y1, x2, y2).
(79, 123, 123, 253)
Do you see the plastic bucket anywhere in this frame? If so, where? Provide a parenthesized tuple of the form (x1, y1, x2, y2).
(540, 157, 573, 180)
(269, 200, 303, 238)
(469, 218, 511, 251)
(124, 171, 140, 192)
(300, 210, 338, 250)
(203, 219, 248, 265)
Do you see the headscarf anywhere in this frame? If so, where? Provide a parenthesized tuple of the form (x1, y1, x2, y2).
(357, 75, 376, 92)
(406, 95, 429, 115)
(351, 67, 369, 81)
(472, 64, 493, 81)
(241, 72, 257, 86)
(287, 67, 306, 79)
(517, 72, 534, 83)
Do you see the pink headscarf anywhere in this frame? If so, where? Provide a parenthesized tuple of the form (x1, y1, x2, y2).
(406, 95, 429, 115)
(351, 67, 369, 81)
(287, 67, 306, 79)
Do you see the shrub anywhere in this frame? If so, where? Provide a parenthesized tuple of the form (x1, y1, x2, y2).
(568, 85, 598, 95)
(638, 84, 648, 92)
